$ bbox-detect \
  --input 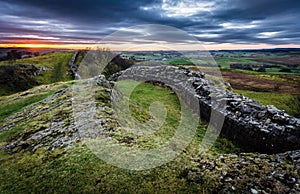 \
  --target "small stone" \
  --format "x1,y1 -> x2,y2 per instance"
228,154 -> 238,158
221,171 -> 227,176
260,128 -> 270,134
251,188 -> 258,194
257,111 -> 266,118
240,105 -> 253,114
235,111 -> 241,117
241,161 -> 249,166
224,177 -> 233,182
249,120 -> 260,126
267,105 -> 279,115
265,118 -> 271,125
273,114 -> 280,120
